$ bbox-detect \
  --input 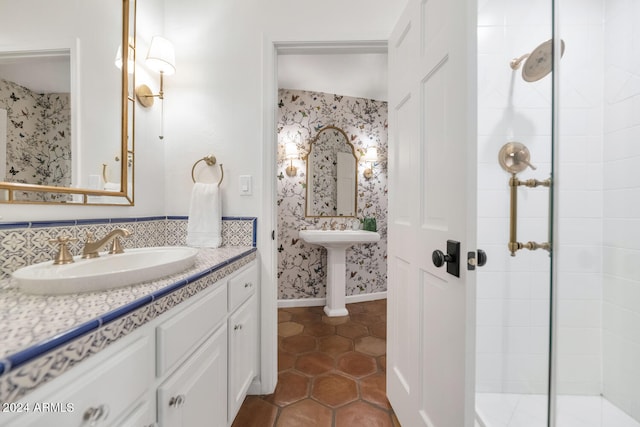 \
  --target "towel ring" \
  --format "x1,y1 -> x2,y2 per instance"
191,155 -> 224,187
